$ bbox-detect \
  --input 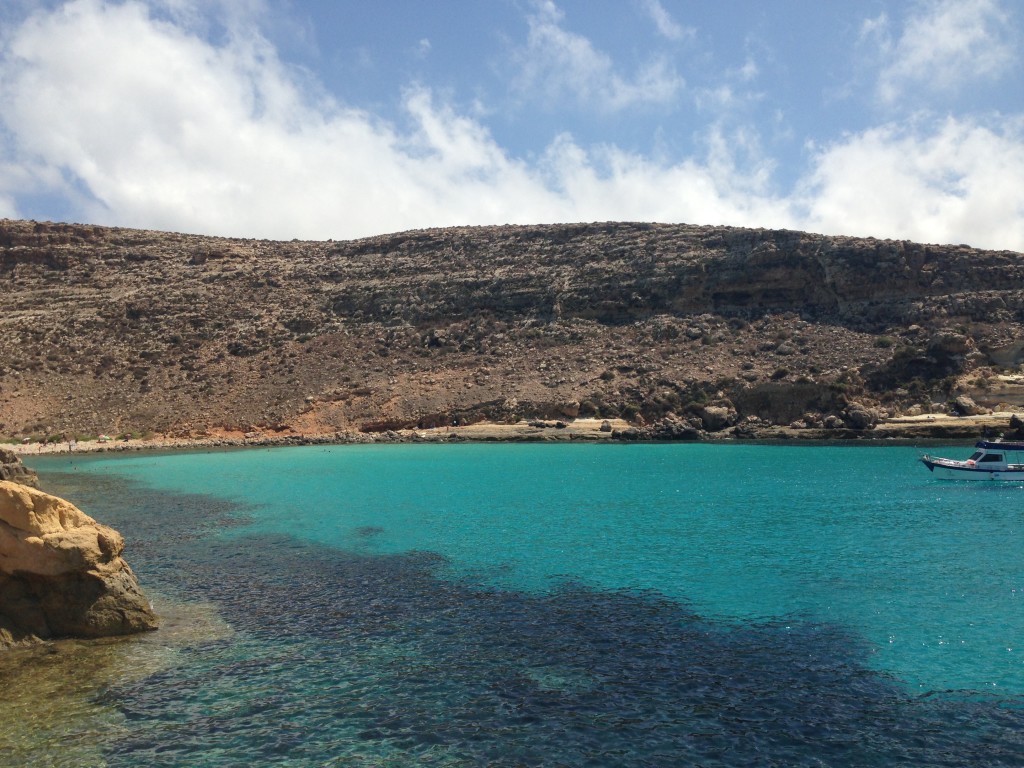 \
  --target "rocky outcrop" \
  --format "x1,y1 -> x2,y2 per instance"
0,481 -> 158,646
843,402 -> 880,430
952,395 -> 989,416
0,449 -> 37,488
696,404 -> 738,432
613,416 -> 704,441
